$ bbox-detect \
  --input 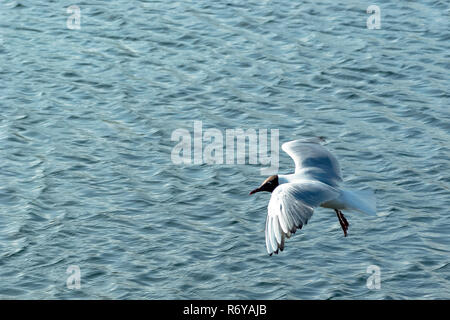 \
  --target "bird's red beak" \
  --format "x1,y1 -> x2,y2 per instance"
249,187 -> 261,195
